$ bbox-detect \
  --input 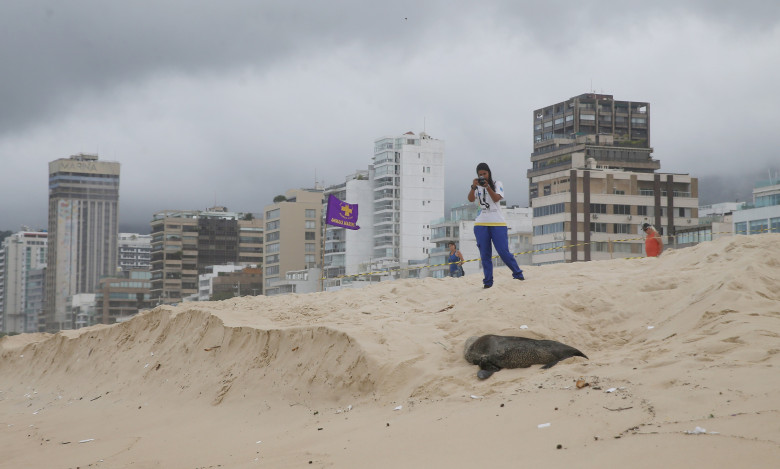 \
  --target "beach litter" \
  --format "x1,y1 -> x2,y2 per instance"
335,405 -> 353,414
685,426 -> 718,435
